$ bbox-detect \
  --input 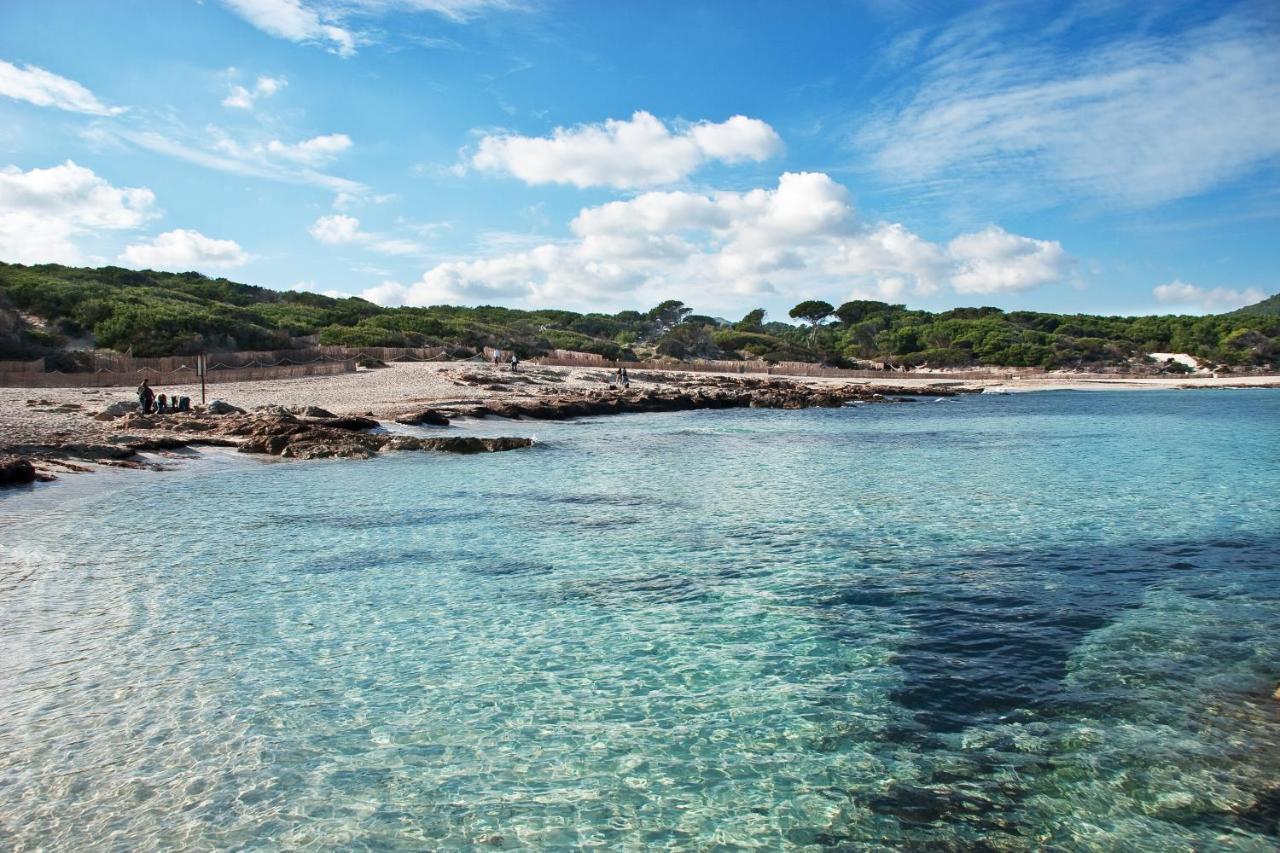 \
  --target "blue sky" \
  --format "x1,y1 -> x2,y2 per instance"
1,0 -> 1277,319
